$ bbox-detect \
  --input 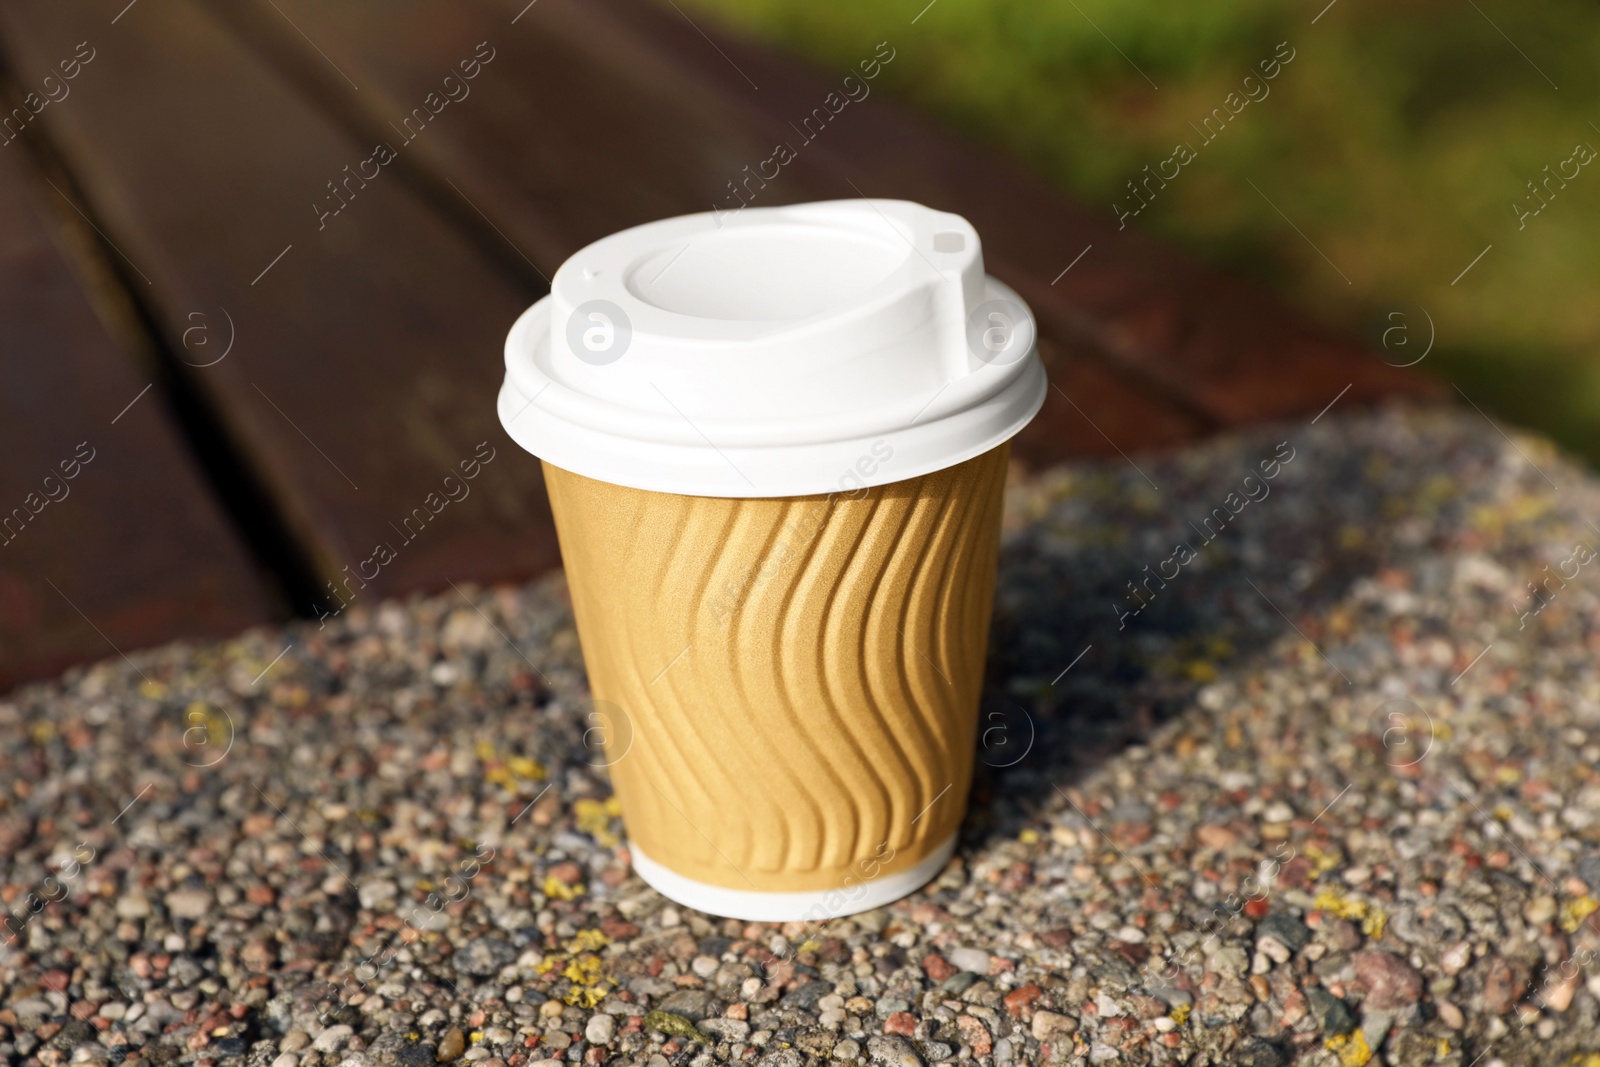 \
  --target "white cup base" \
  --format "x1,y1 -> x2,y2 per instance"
629,834 -> 958,923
